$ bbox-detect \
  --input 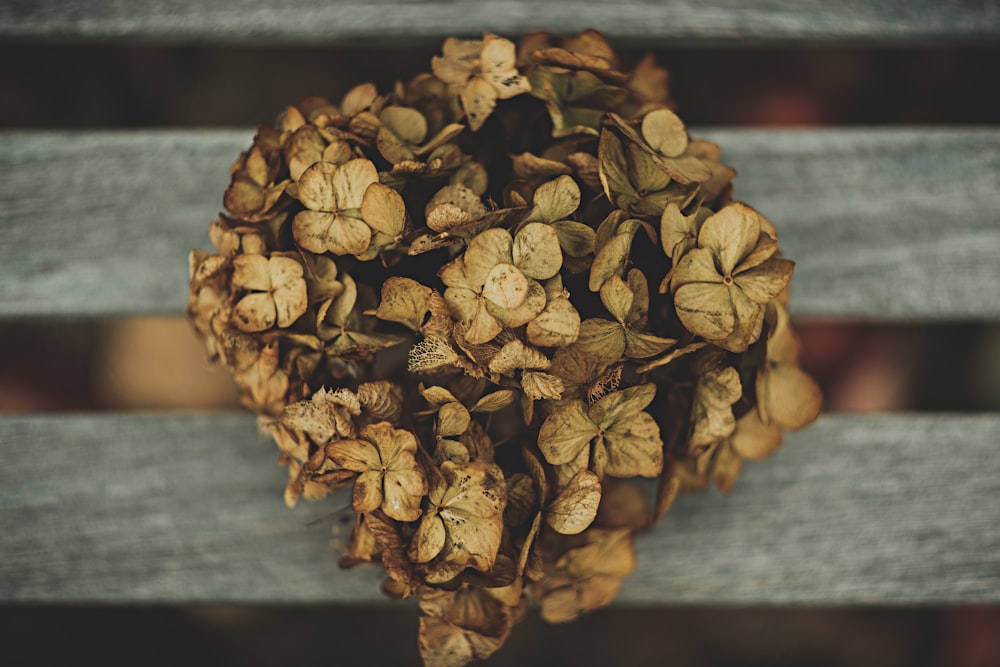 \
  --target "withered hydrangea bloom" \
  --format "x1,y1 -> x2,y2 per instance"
187,29 -> 820,667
